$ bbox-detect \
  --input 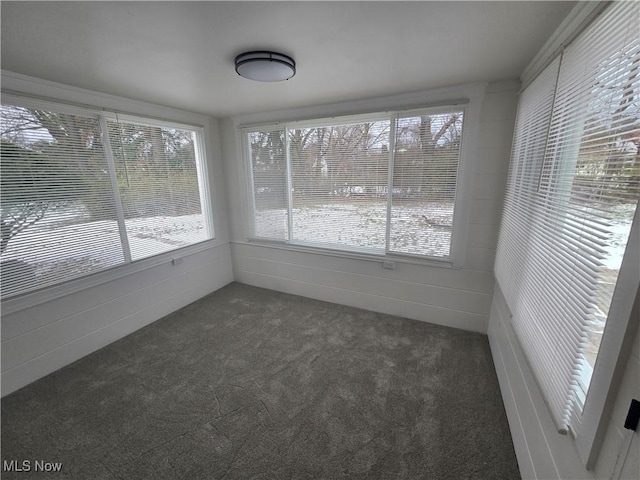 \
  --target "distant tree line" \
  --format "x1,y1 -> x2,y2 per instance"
249,113 -> 464,209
